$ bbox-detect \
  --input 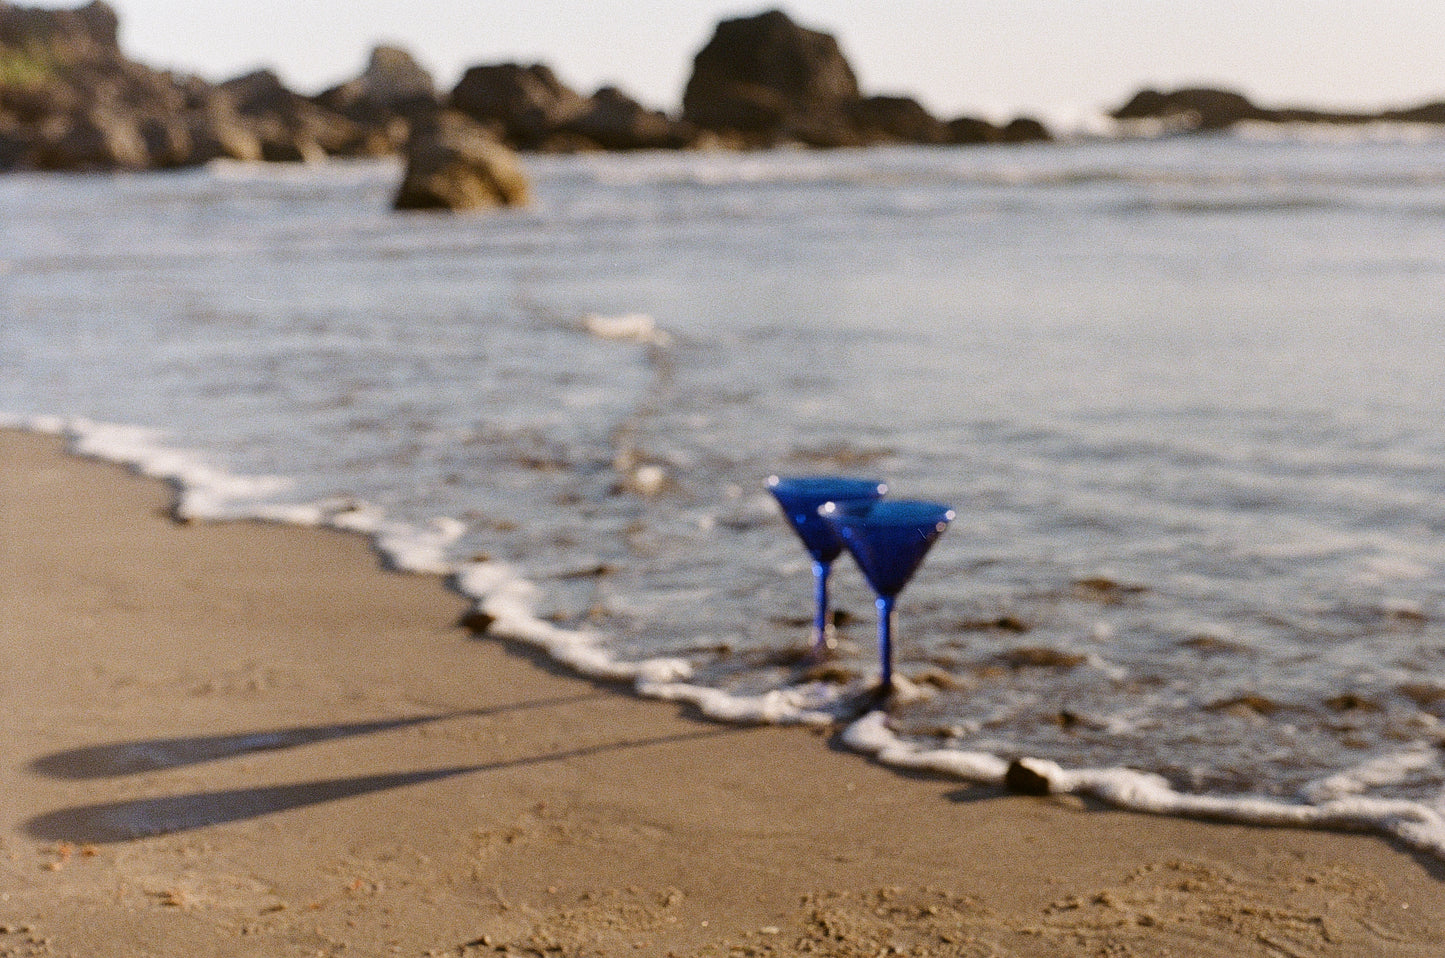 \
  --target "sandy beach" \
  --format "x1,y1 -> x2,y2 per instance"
2,427 -> 1442,957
